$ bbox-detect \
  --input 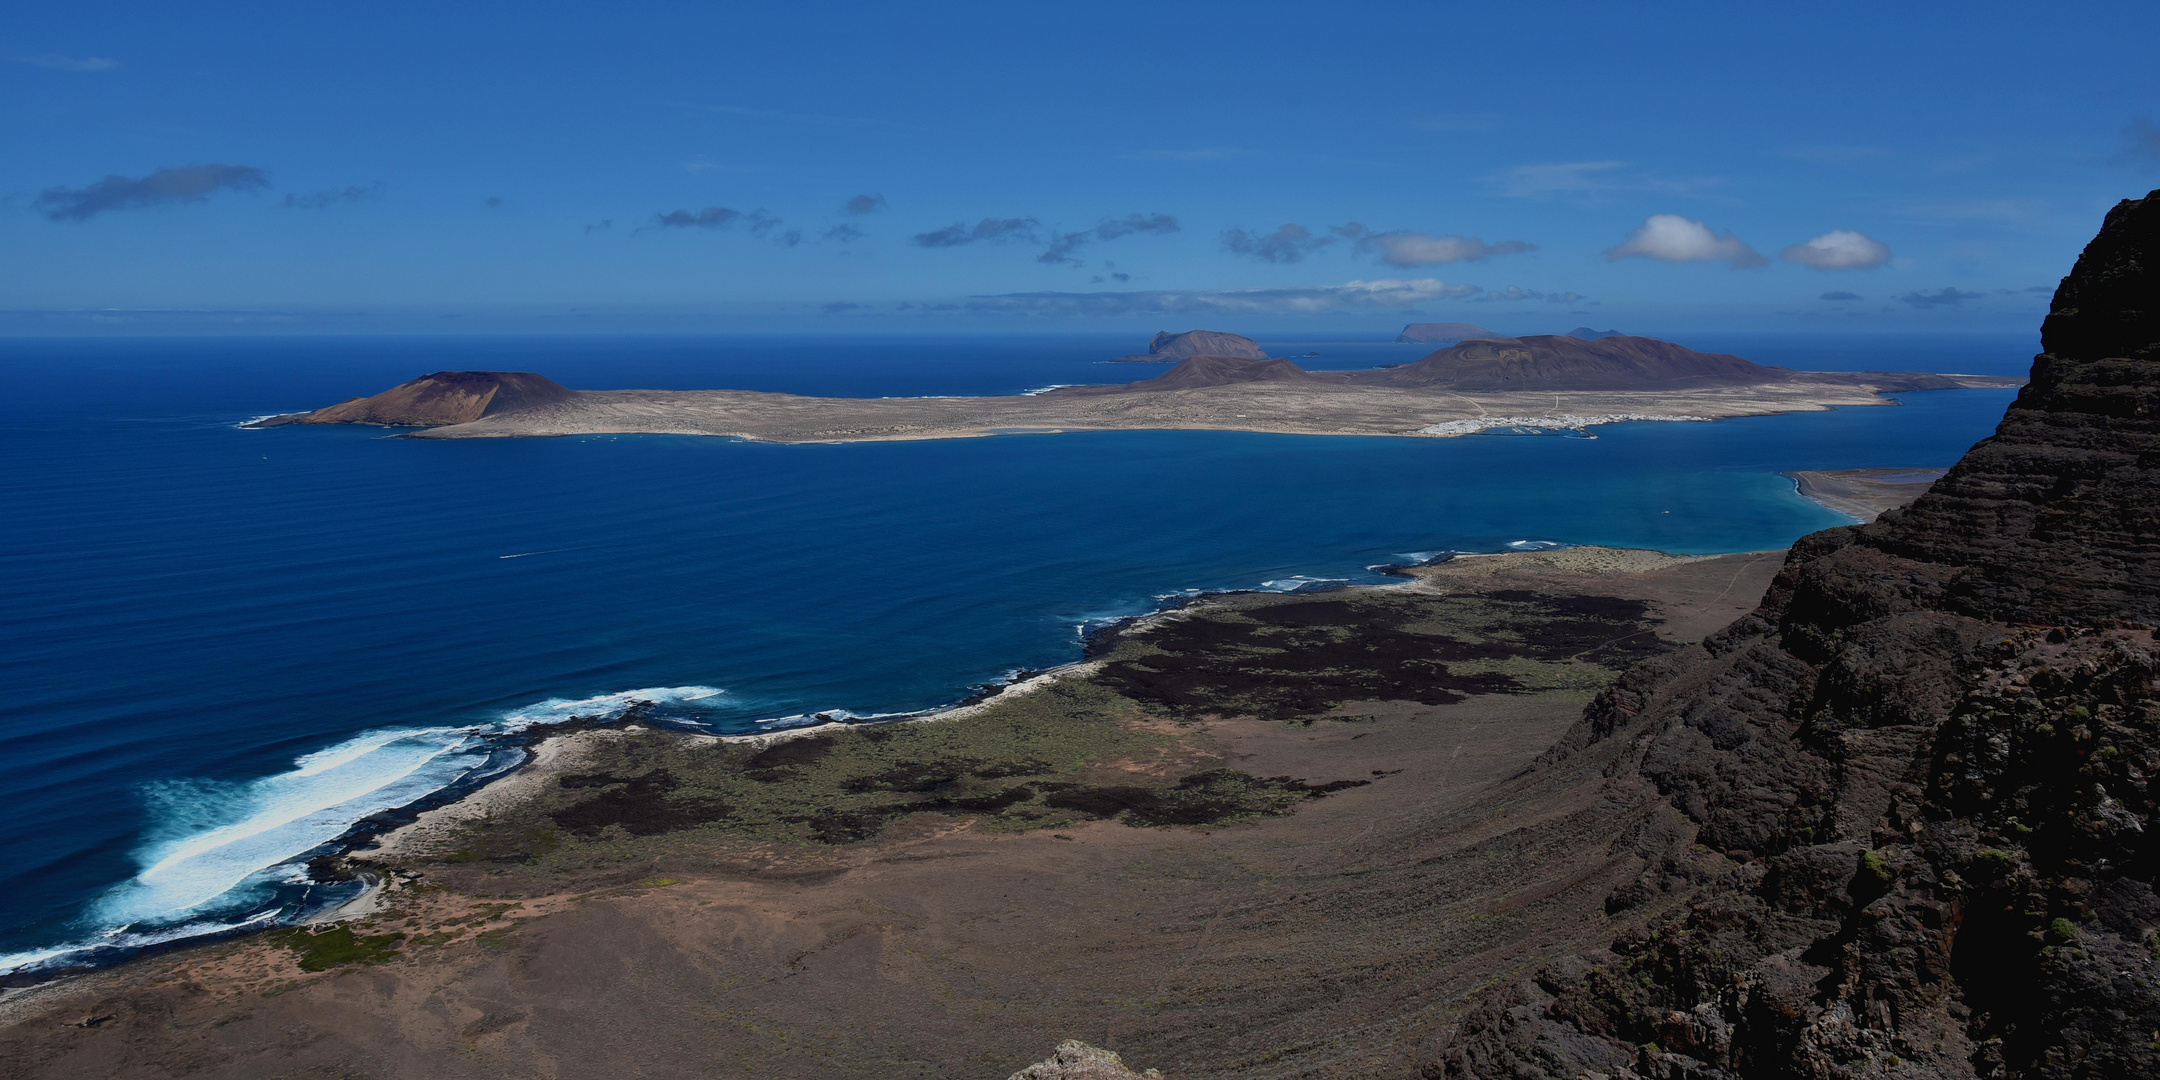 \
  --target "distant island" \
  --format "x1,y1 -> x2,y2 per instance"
1109,328 -> 1268,362
249,331 -> 2020,443
1395,321 -> 1495,344
1566,326 -> 1624,339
